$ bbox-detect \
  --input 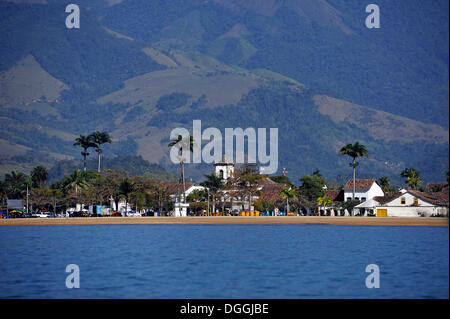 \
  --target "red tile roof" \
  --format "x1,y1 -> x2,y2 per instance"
407,190 -> 449,207
374,190 -> 449,207
344,179 -> 376,191
425,183 -> 449,193
373,193 -> 402,205
325,190 -> 344,202
166,182 -> 194,195
260,186 -> 284,203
